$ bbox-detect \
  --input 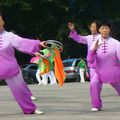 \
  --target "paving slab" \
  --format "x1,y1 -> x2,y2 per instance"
0,82 -> 120,120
